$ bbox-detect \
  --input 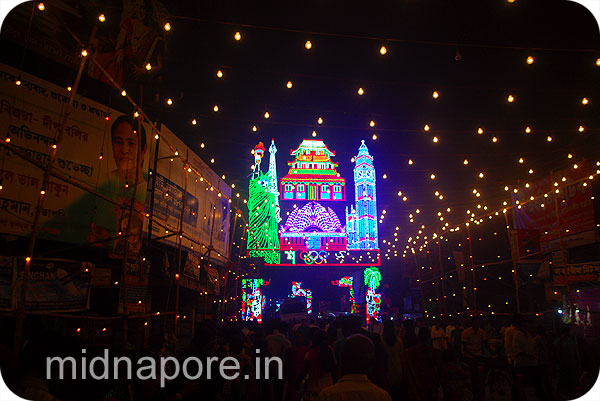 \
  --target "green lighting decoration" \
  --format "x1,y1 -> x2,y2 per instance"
364,266 -> 381,290
248,142 -> 280,264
